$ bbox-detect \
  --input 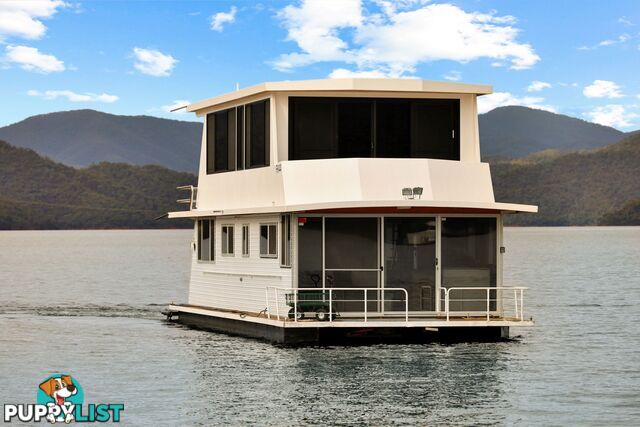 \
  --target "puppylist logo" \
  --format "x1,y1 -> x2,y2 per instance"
3,374 -> 124,423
